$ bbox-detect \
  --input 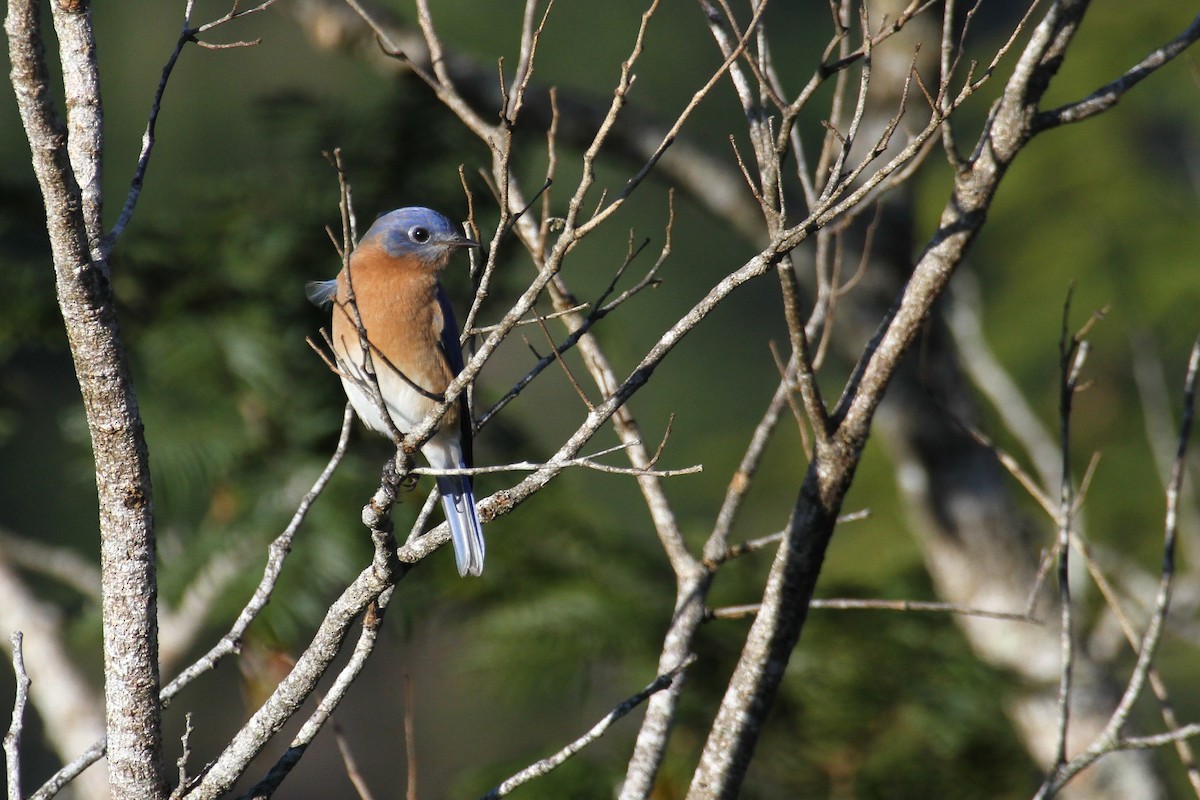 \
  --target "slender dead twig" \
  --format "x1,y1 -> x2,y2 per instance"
105,0 -> 283,254
161,406 -> 355,704
710,510 -> 870,565
529,312 -> 595,411
1040,337 -> 1200,795
410,447 -> 702,479
708,597 -> 1035,624
479,657 -> 696,799
333,724 -> 378,800
236,586 -> 395,800
1046,290 -> 1092,780
168,714 -> 195,800
404,676 -> 417,800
